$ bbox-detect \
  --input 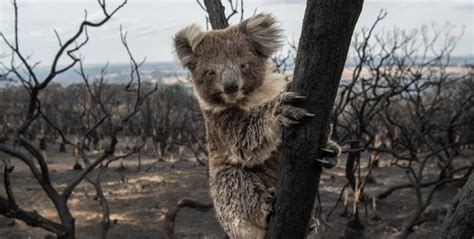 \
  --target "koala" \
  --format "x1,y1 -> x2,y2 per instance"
173,14 -> 341,238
